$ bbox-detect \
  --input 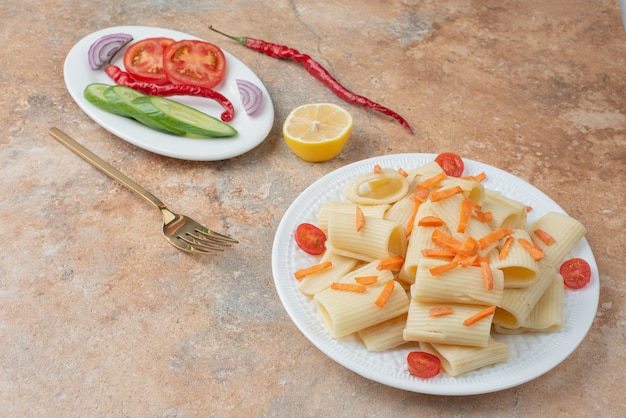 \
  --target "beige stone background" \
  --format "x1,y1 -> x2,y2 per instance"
1,0 -> 624,416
